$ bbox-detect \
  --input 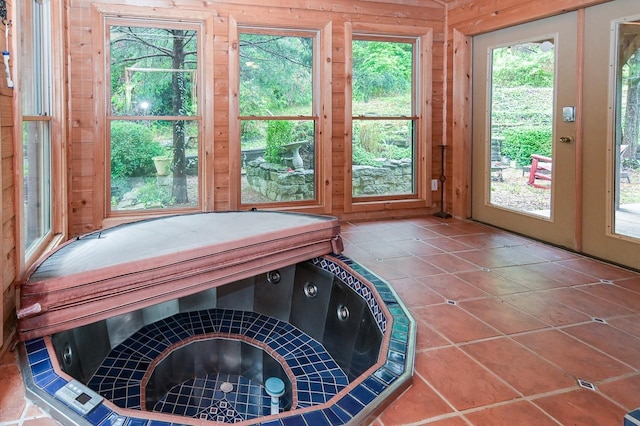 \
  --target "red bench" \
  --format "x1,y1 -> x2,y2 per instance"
528,154 -> 552,189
